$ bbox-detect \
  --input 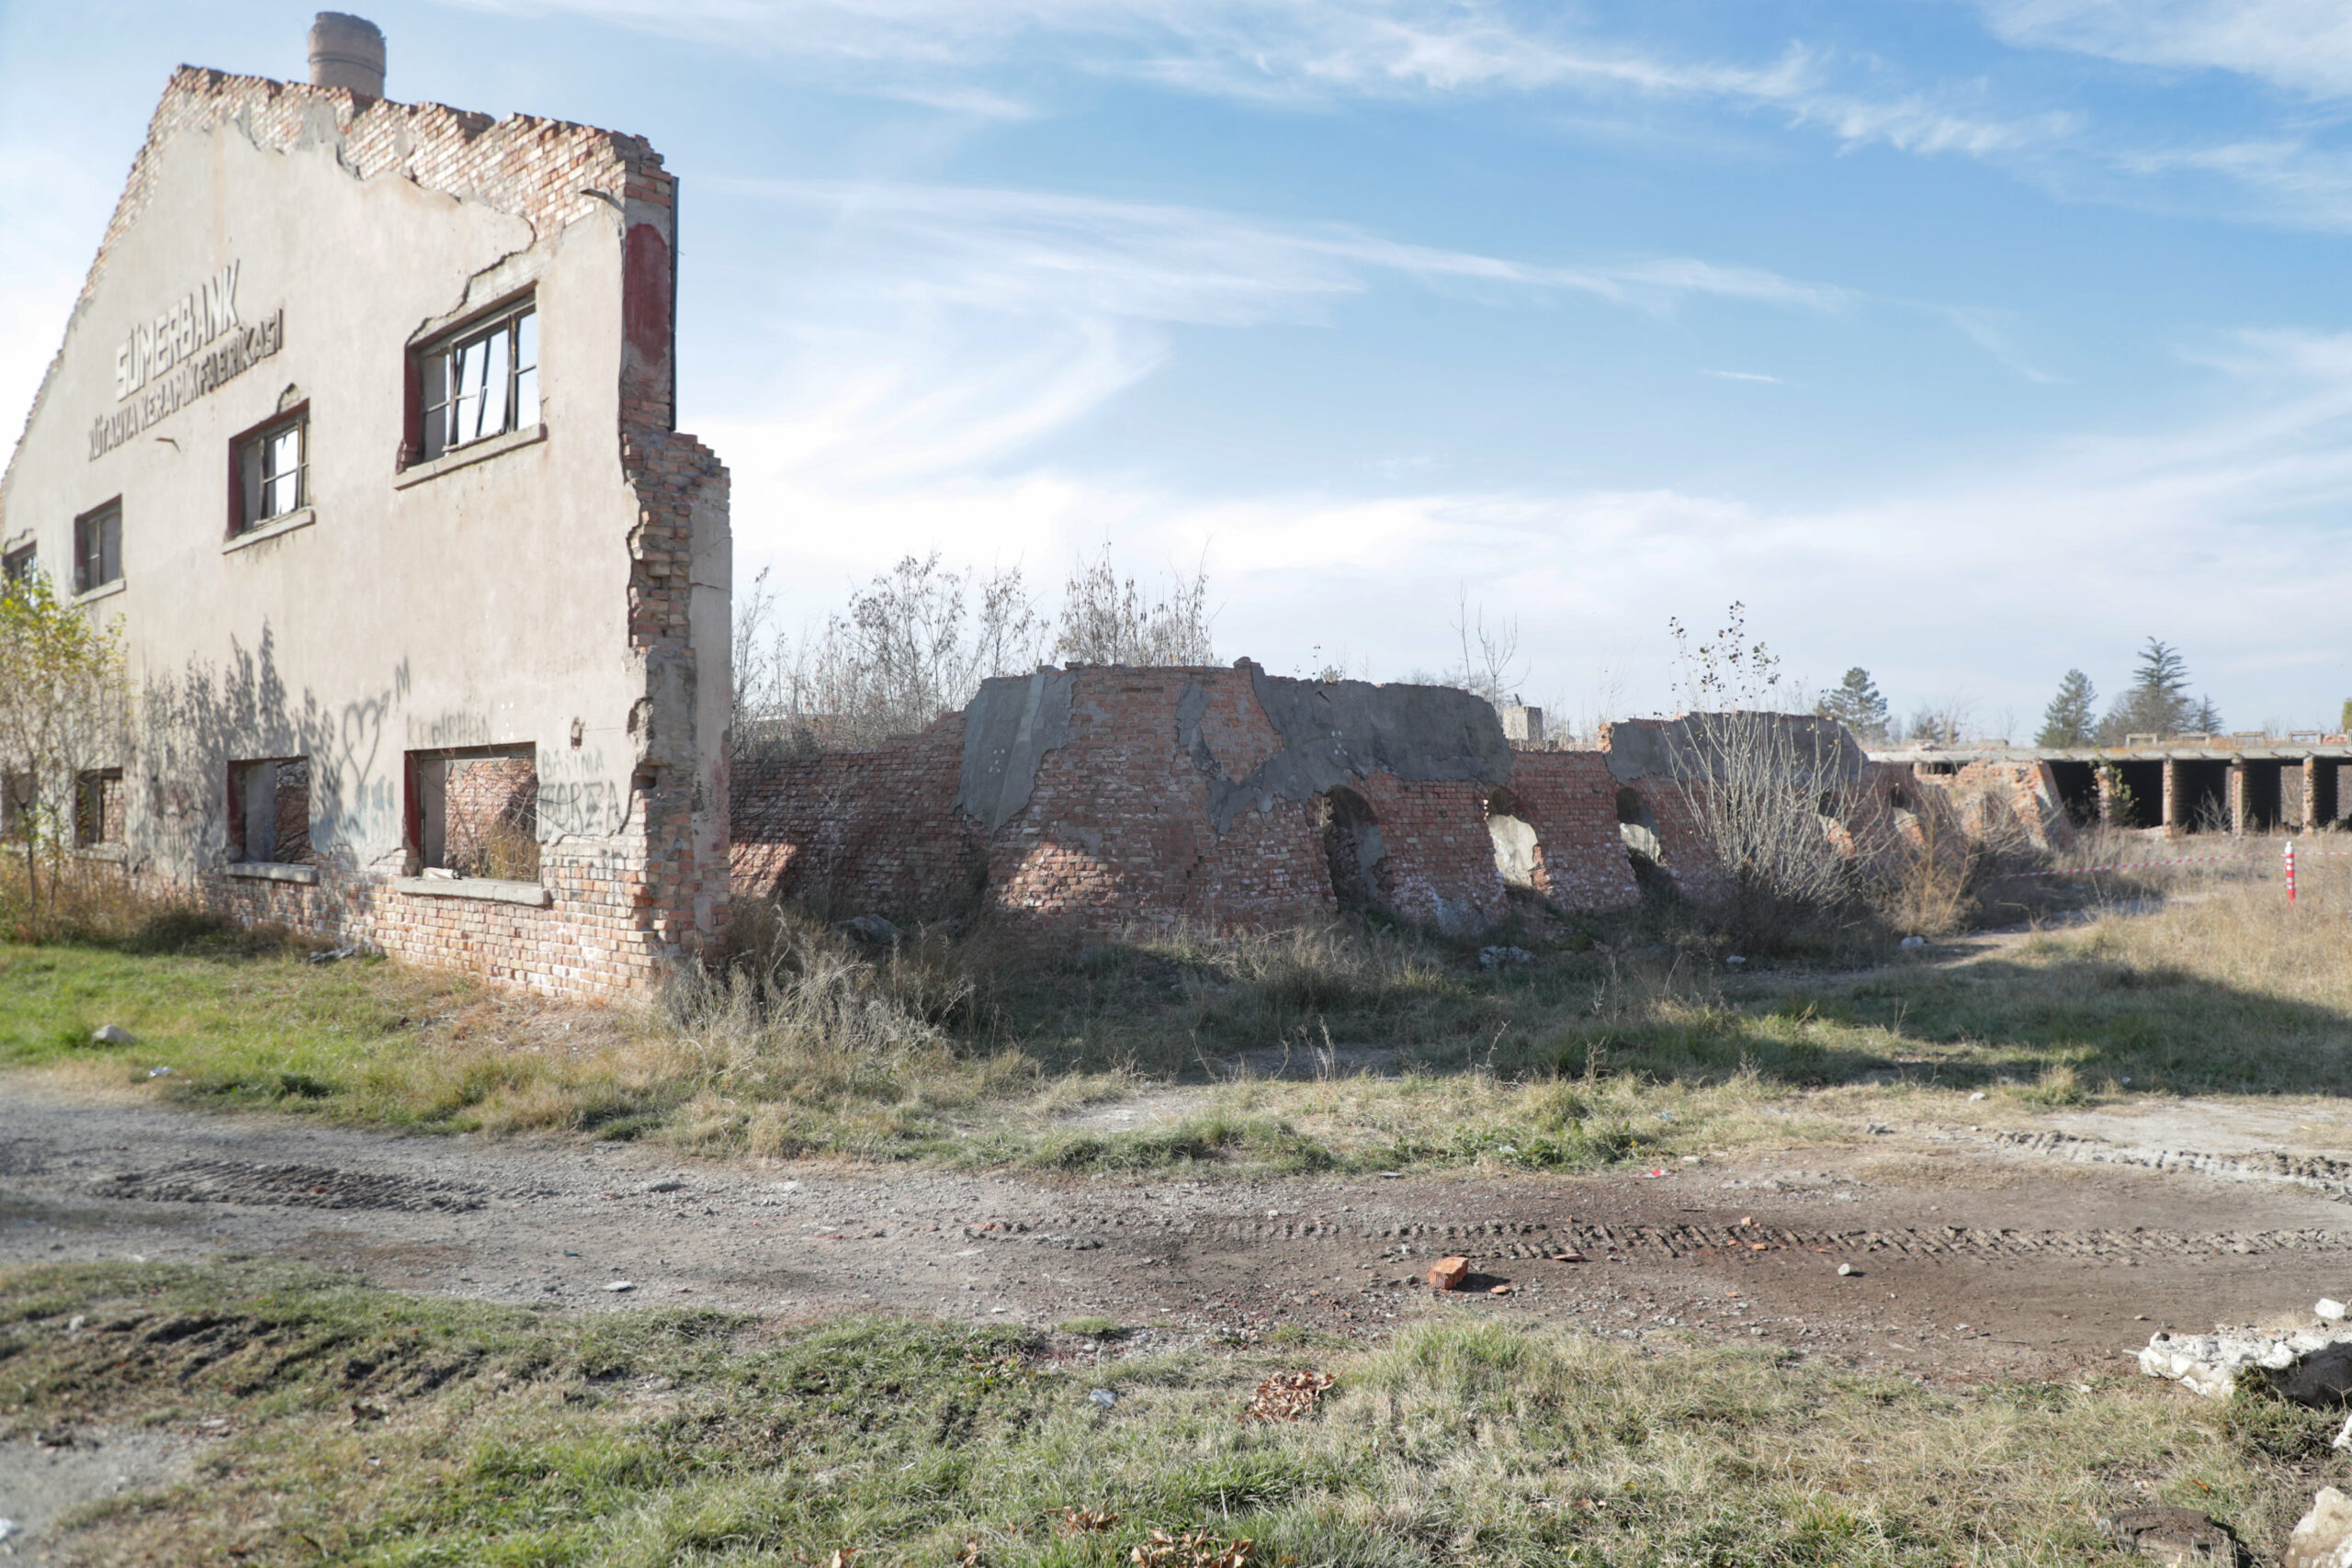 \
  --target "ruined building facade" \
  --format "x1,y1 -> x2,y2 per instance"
729,666 -> 2010,936
0,20 -> 731,996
